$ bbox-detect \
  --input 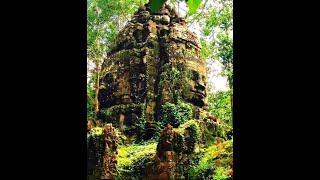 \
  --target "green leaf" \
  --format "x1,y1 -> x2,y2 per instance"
149,0 -> 167,13
187,0 -> 202,15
